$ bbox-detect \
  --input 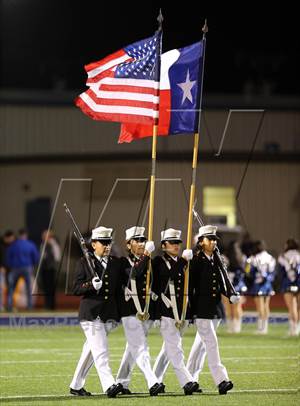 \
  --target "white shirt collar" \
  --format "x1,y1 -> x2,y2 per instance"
95,254 -> 108,267
204,253 -> 214,261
